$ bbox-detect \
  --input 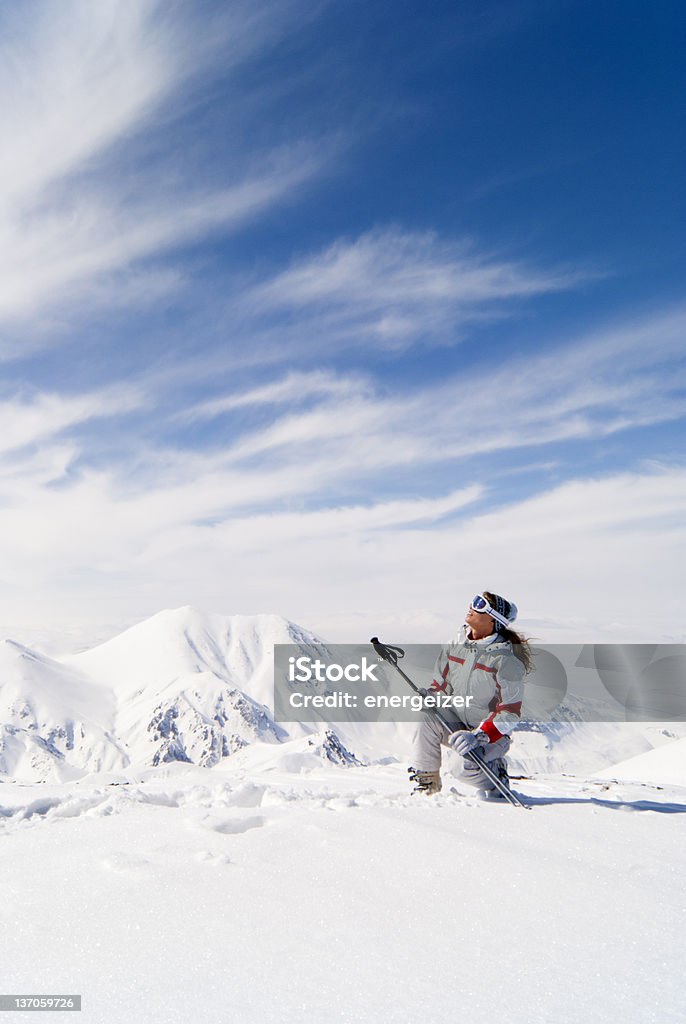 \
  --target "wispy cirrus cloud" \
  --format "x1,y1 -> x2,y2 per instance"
0,303 -> 684,639
0,383 -> 146,456
0,151 -> 323,332
0,1 -> 174,210
156,304 -> 685,480
180,370 -> 371,422
240,227 -> 588,352
0,0 -> 329,350
0,301 -> 677,557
